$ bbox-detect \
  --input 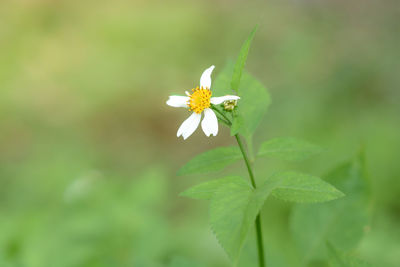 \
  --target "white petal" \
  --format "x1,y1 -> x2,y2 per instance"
210,95 -> 240,105
166,96 -> 190,108
177,112 -> 201,140
199,65 -> 215,89
201,108 -> 218,137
